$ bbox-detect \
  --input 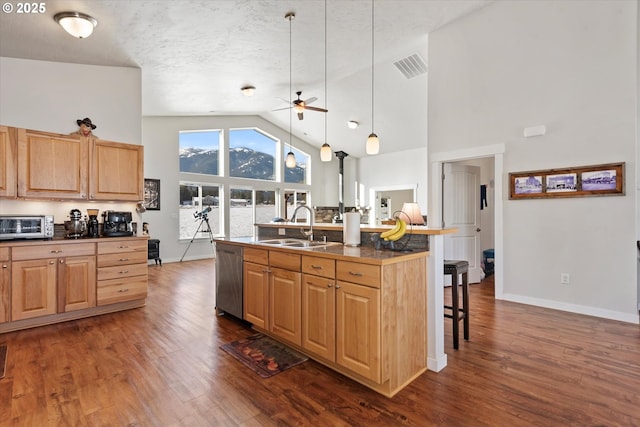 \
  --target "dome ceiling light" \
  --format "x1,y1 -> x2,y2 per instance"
54,12 -> 98,39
